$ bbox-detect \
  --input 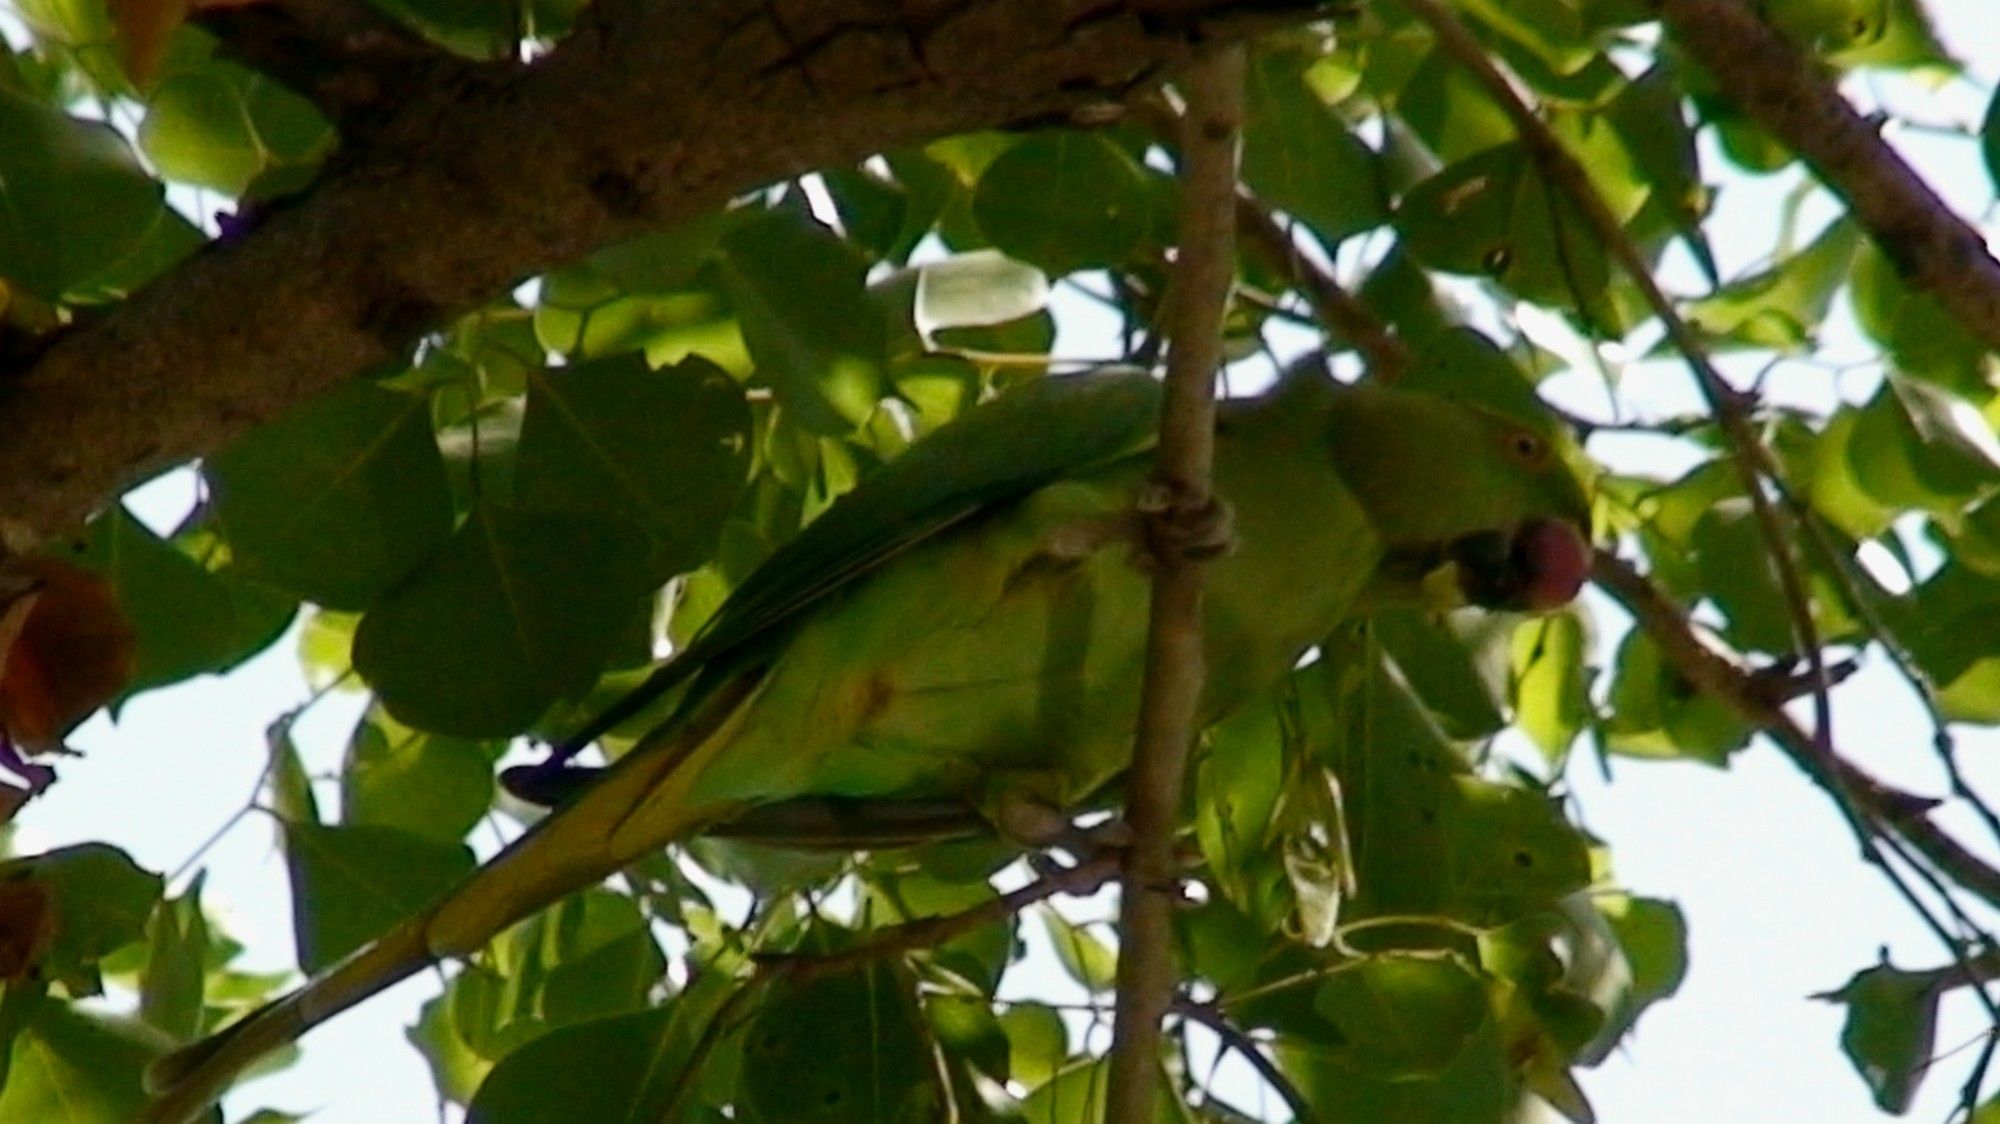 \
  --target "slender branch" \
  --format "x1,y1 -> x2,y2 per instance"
1422,0 -> 2000,1014
1591,550 -> 2000,910
1127,90 -> 1408,379
1173,998 -> 1318,1124
758,851 -> 1121,988
1785,507 -> 2000,855
1654,0 -> 2000,354
1404,0 -> 1836,754
1106,44 -> 1243,1123
1232,196 -> 1411,380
